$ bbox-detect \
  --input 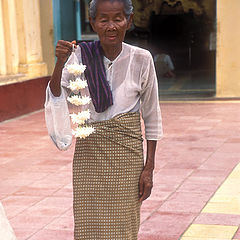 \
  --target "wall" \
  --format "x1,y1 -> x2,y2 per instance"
216,0 -> 240,97
39,0 -> 55,75
0,77 -> 50,122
